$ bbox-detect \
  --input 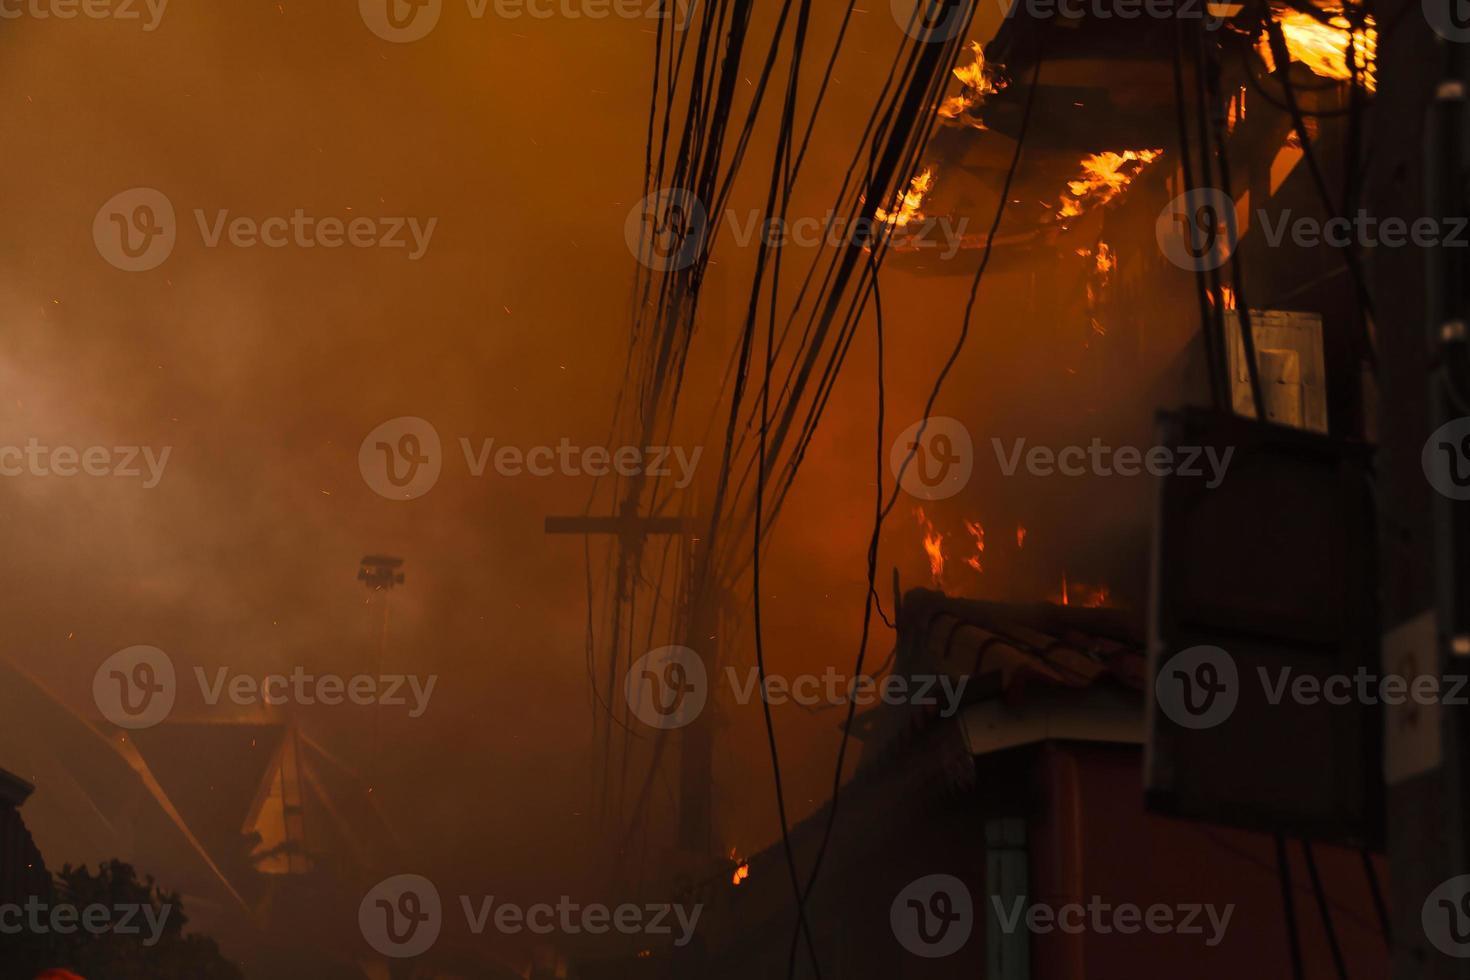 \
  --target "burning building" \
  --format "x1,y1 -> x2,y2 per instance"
642,2 -> 1395,977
